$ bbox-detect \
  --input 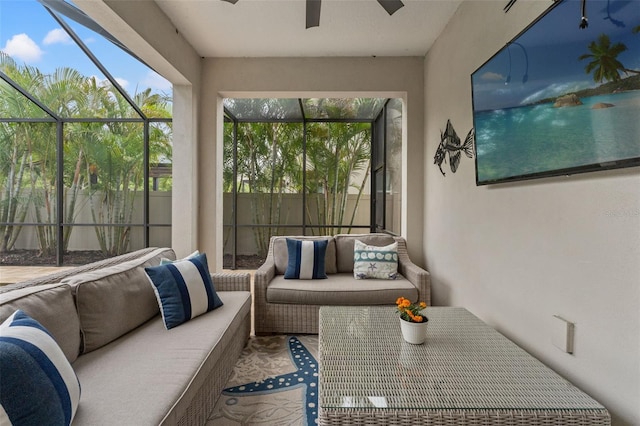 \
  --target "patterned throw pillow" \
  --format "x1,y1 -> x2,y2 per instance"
0,310 -> 81,426
284,238 -> 328,280
353,239 -> 399,280
145,253 -> 223,329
